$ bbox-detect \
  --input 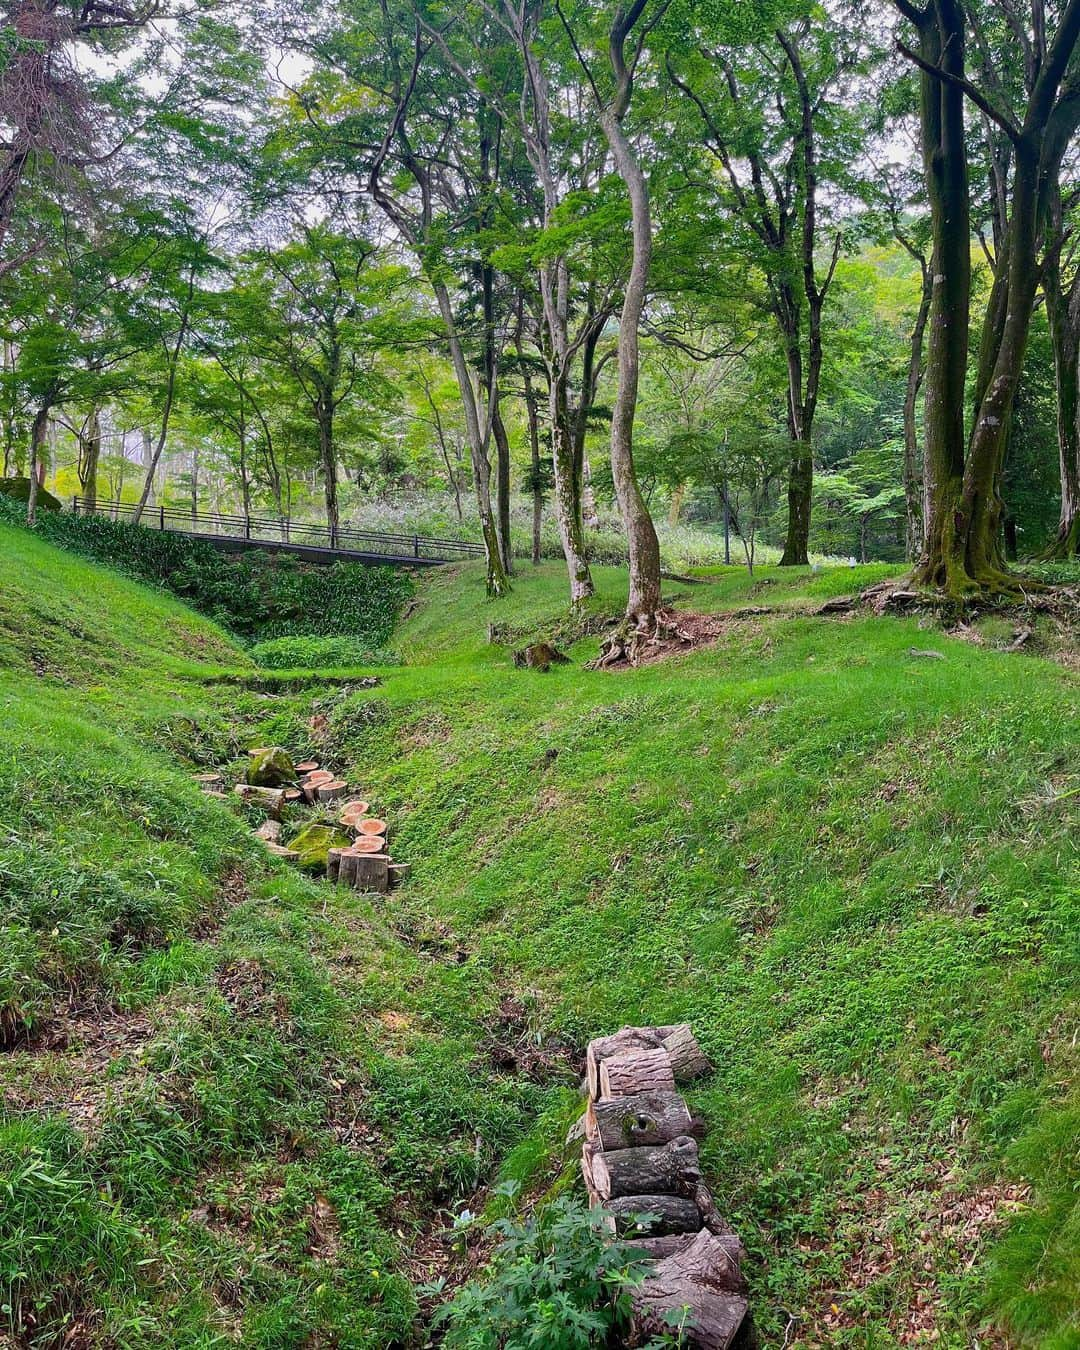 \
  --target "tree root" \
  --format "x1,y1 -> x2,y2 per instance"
587,608 -> 697,670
